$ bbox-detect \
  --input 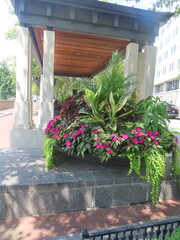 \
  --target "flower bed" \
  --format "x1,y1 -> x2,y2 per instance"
43,52 -> 180,205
